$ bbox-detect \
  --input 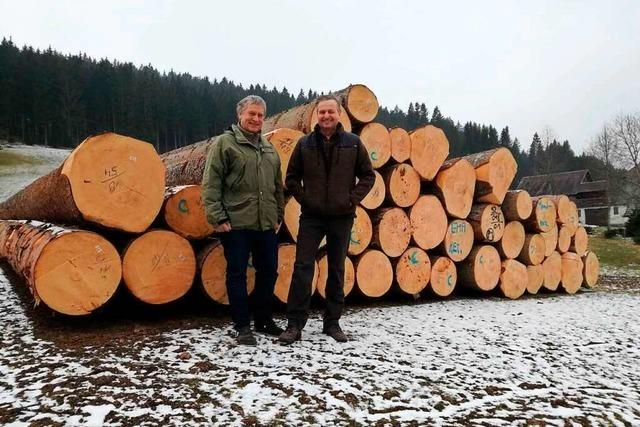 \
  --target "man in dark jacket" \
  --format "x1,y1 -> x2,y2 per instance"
279,95 -> 375,344
202,95 -> 285,346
